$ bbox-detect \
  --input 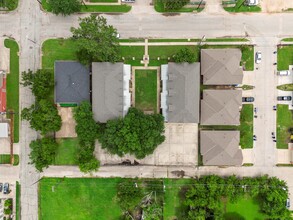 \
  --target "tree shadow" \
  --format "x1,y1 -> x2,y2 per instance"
224,212 -> 245,220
